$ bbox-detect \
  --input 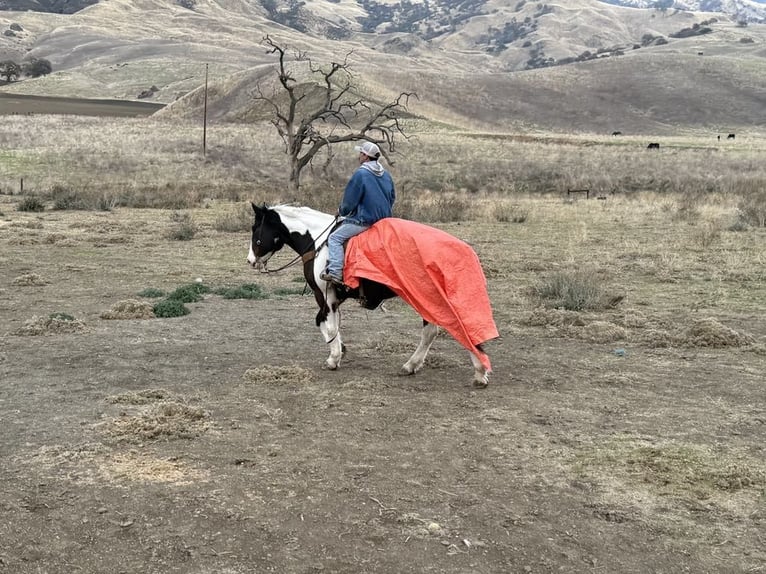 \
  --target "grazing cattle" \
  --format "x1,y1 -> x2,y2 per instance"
718,135 -> 721,141
611,131 -> 622,136
647,142 -> 660,149
727,133 -> 735,140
